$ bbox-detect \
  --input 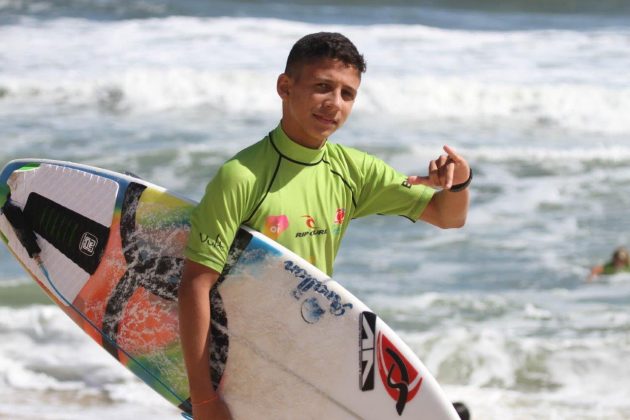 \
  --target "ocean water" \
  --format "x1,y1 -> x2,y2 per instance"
2,1 -> 630,419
